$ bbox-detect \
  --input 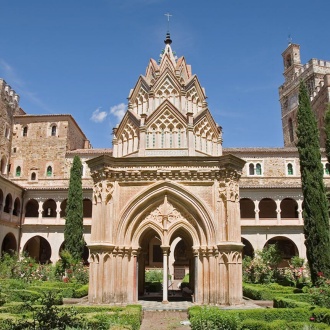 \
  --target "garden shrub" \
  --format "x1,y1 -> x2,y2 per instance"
145,269 -> 162,282
273,296 -> 311,308
241,319 -> 329,329
8,289 -> 41,303
73,284 -> 89,298
189,307 -> 240,330
243,283 -> 299,300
